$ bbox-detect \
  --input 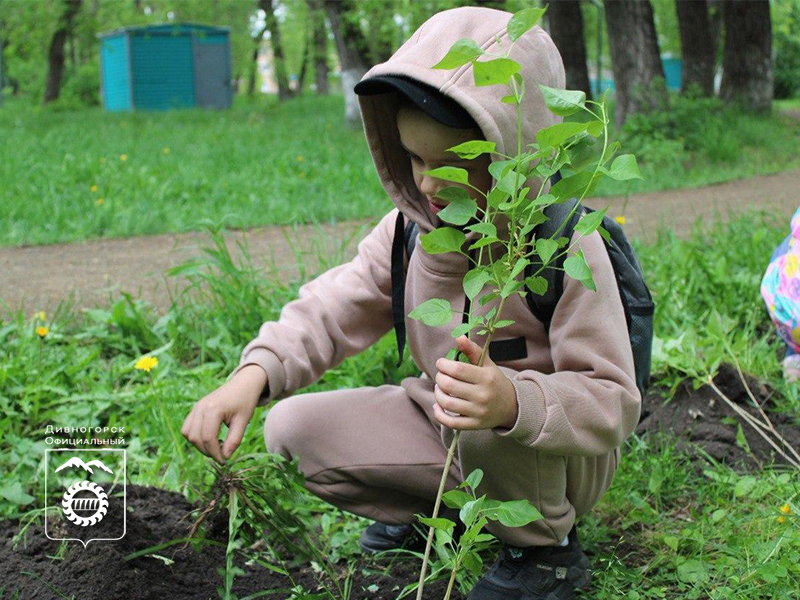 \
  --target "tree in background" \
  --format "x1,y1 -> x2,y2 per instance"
773,0 -> 800,99
545,0 -> 591,101
719,0 -> 772,112
43,0 -> 81,103
261,0 -> 292,100
325,0 -> 370,127
307,0 -> 329,95
604,0 -> 668,125
675,0 -> 715,97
